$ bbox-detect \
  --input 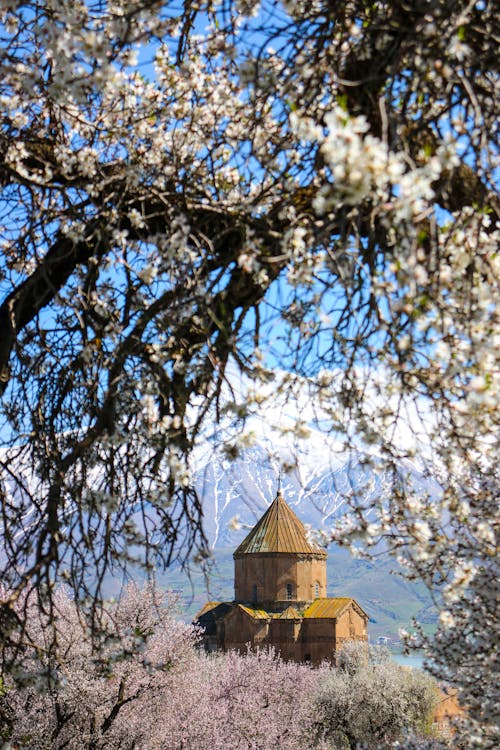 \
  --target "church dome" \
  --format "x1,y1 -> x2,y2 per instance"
234,489 -> 326,557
